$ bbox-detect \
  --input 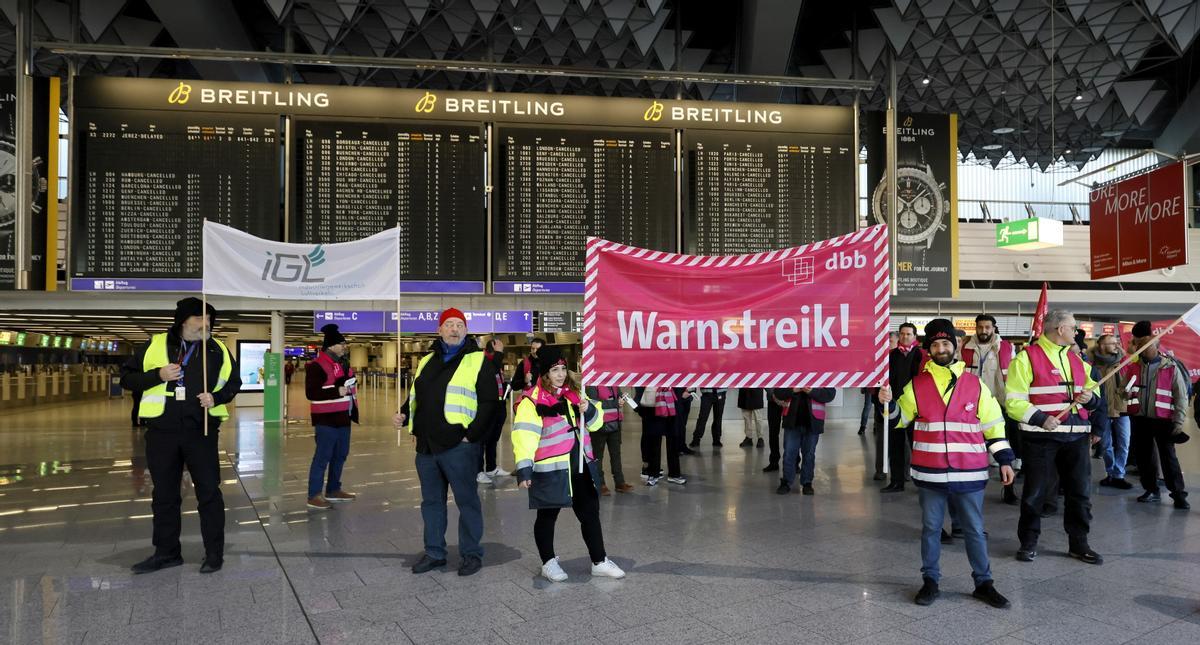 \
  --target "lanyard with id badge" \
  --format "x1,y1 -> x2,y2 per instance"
175,341 -> 199,402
